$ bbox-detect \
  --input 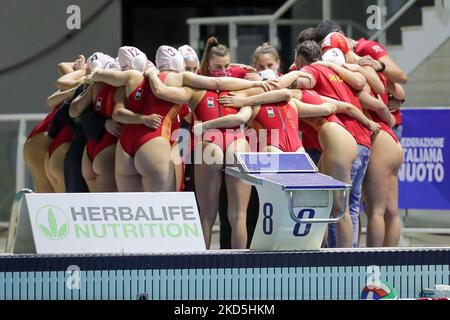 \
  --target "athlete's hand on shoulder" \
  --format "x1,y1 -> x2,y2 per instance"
244,72 -> 262,81
218,93 -> 245,108
105,119 -> 123,137
267,79 -> 282,91
253,80 -> 274,92
367,120 -> 381,134
83,74 -> 93,85
85,67 -> 101,83
192,122 -> 207,137
144,68 -> 159,78
357,56 -> 382,71
141,114 -> 163,129
74,55 -> 87,71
